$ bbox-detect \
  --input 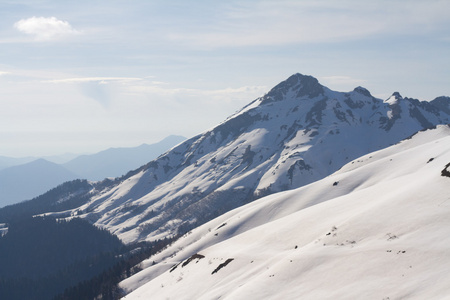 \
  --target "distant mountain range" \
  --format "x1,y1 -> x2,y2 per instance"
0,153 -> 79,171
62,135 -> 186,181
19,73 -> 449,244
0,159 -> 79,207
0,135 -> 186,208
0,156 -> 41,171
